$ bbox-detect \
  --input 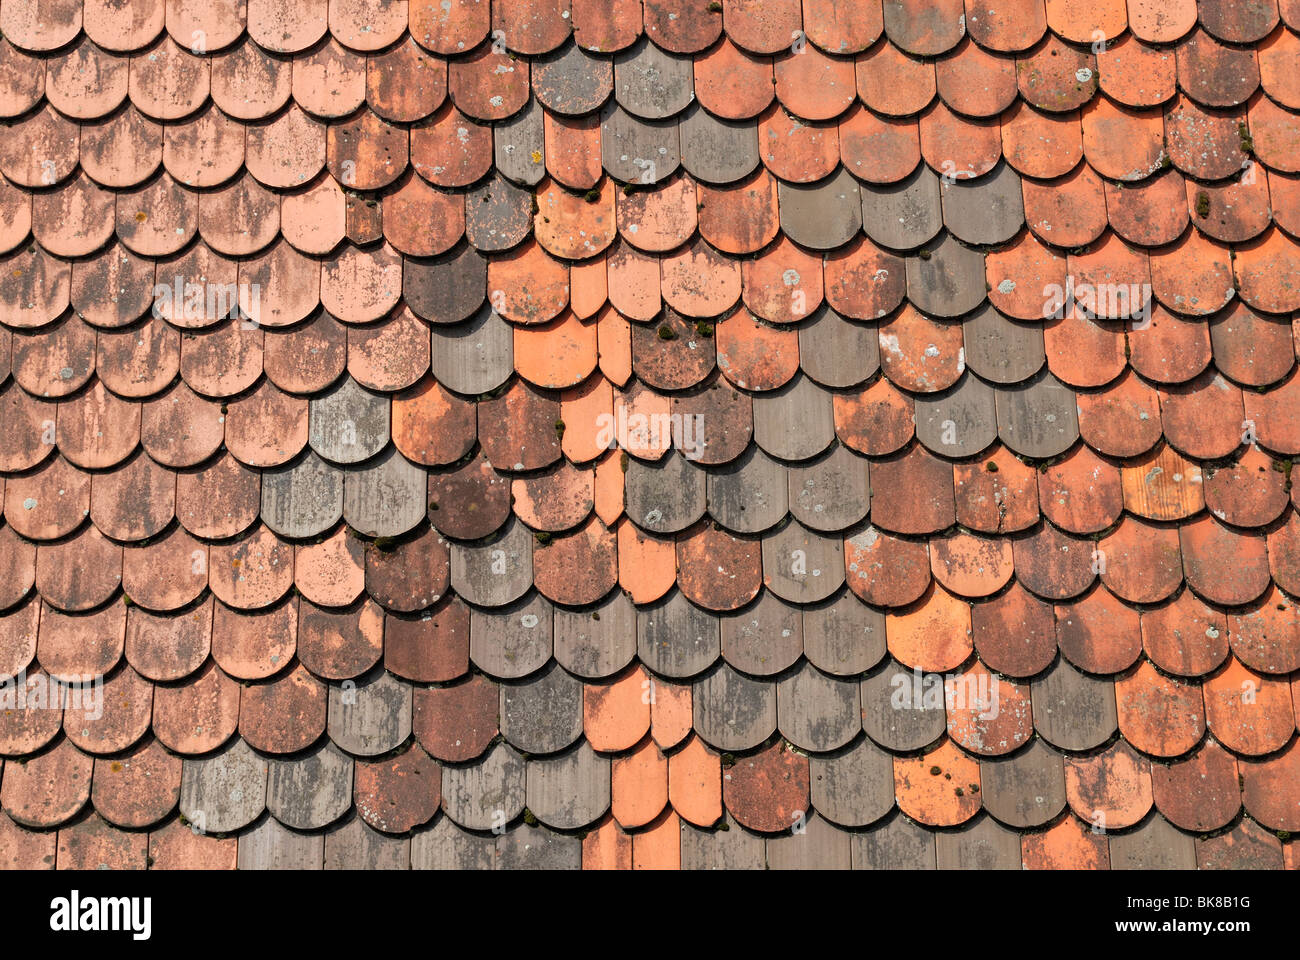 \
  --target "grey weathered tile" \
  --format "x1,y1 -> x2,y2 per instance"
692,661 -> 777,751
766,812 -> 852,869
776,660 -> 861,752
495,823 -> 582,868
237,814 -> 324,869
860,656 -> 947,751
179,737 -> 268,834
1031,656 -> 1117,751
706,444 -> 788,534
797,305 -> 880,389
905,230 -> 986,317
778,168 -> 863,250
679,102 -> 760,184
494,95 -> 546,187
809,736 -> 894,827
261,450 -> 344,539
411,814 -> 496,869
265,739 -> 353,830
466,173 -> 534,252
913,370 -> 998,457
553,589 -> 637,679
470,591 -> 554,679
1109,815 -> 1197,869
327,668 -> 412,757
441,741 -> 526,831
802,590 -> 888,676
404,243 -> 487,326
613,37 -> 693,119
720,590 -> 803,676
499,659 -> 584,754
752,372 -> 836,461
940,160 -> 1025,246
861,164 -> 943,251
343,446 -> 427,538
934,814 -> 1022,869
681,813 -> 766,869
787,443 -> 870,532
324,812 -> 411,869
851,811 -> 936,868
450,514 -> 533,607
961,302 -> 1045,384
979,738 -> 1066,828
601,103 -> 680,184
429,304 -> 513,395
532,41 -> 613,115
309,375 -> 390,465
637,589 -> 721,679
995,368 -> 1079,458
623,450 -> 706,534
761,519 -> 845,604
524,741 -> 610,829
